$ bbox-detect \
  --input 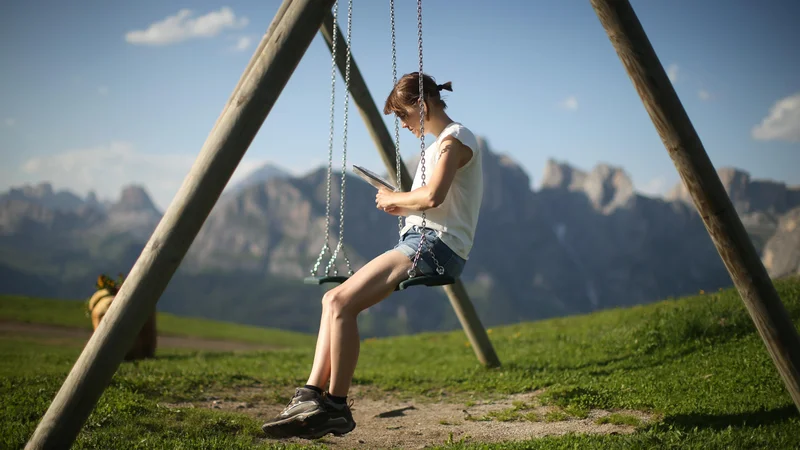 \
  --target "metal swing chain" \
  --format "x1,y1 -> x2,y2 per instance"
326,0 -> 355,277
408,0 -> 445,278
310,0 -> 339,277
390,0 -> 403,234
